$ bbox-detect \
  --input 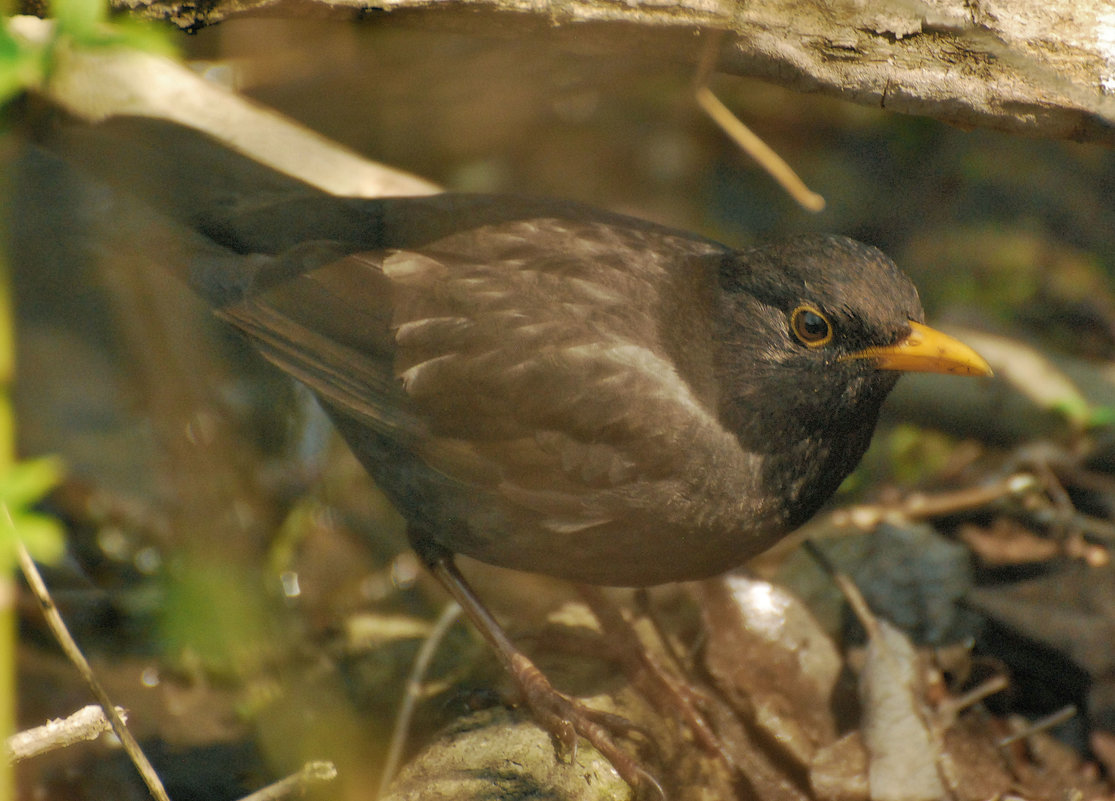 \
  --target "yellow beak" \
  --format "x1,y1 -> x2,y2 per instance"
845,320 -> 993,377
